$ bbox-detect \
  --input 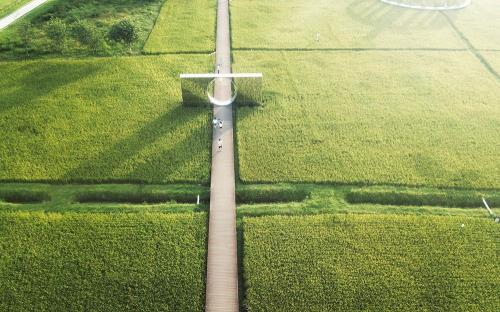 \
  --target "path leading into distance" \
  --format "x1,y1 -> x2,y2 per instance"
0,0 -> 48,30
205,0 -> 238,311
